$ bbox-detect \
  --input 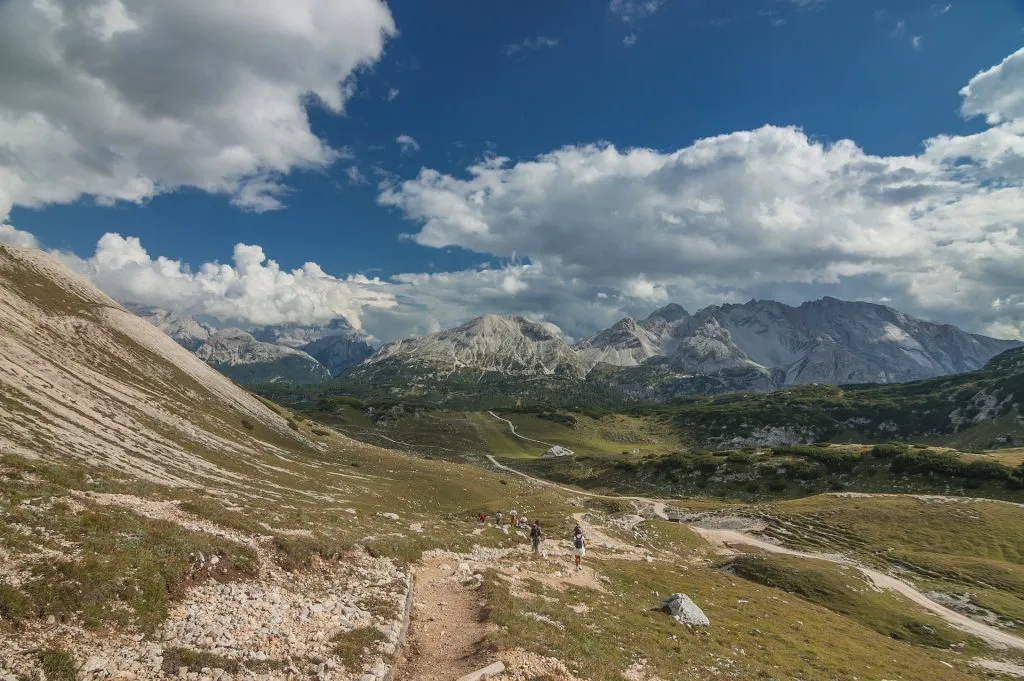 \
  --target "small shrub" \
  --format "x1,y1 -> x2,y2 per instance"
0,581 -> 30,623
331,627 -> 386,667
38,649 -> 76,681
162,648 -> 240,674
694,455 -> 720,476
240,419 -> 254,431
287,419 -> 300,431
870,443 -> 907,459
311,428 -> 330,437
727,451 -> 755,465
785,460 -> 822,480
